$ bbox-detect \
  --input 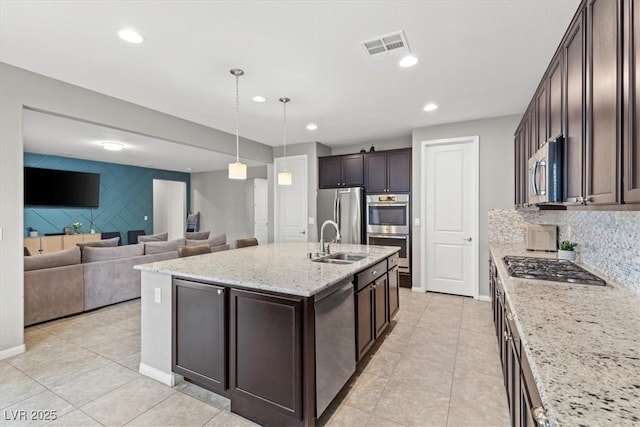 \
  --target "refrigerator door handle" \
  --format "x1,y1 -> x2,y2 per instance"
333,194 -> 339,223
337,197 -> 342,232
